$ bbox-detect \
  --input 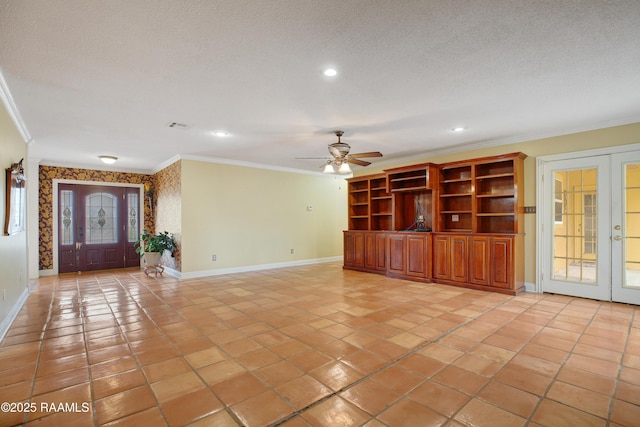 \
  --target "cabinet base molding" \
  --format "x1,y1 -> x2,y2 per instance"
343,266 -> 524,295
